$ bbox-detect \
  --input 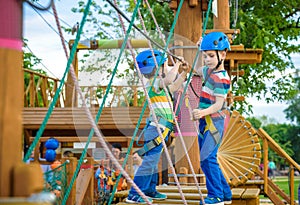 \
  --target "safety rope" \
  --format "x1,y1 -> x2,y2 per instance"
101,1 -> 154,204
55,1 -> 150,204
136,0 -> 200,203
143,0 -> 175,65
22,0 -> 92,163
108,1 -> 188,204
52,2 -> 96,202
175,0 -> 213,118
170,1 -> 213,204
143,0 -> 205,201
